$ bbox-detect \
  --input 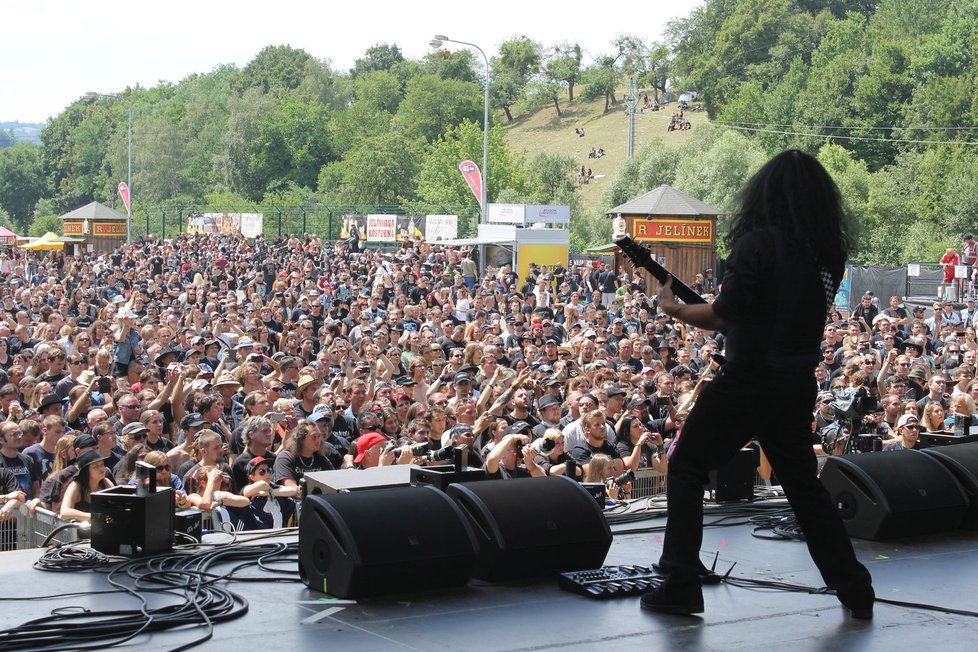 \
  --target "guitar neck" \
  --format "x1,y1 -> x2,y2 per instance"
614,236 -> 706,305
